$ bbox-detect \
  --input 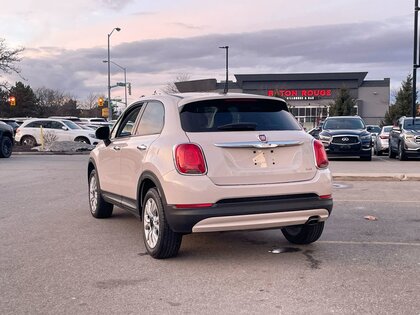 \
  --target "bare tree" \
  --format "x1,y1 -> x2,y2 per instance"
80,93 -> 103,110
162,73 -> 191,94
0,38 -> 24,89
